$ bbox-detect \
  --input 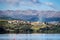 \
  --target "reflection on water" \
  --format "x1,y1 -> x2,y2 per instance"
0,34 -> 60,40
